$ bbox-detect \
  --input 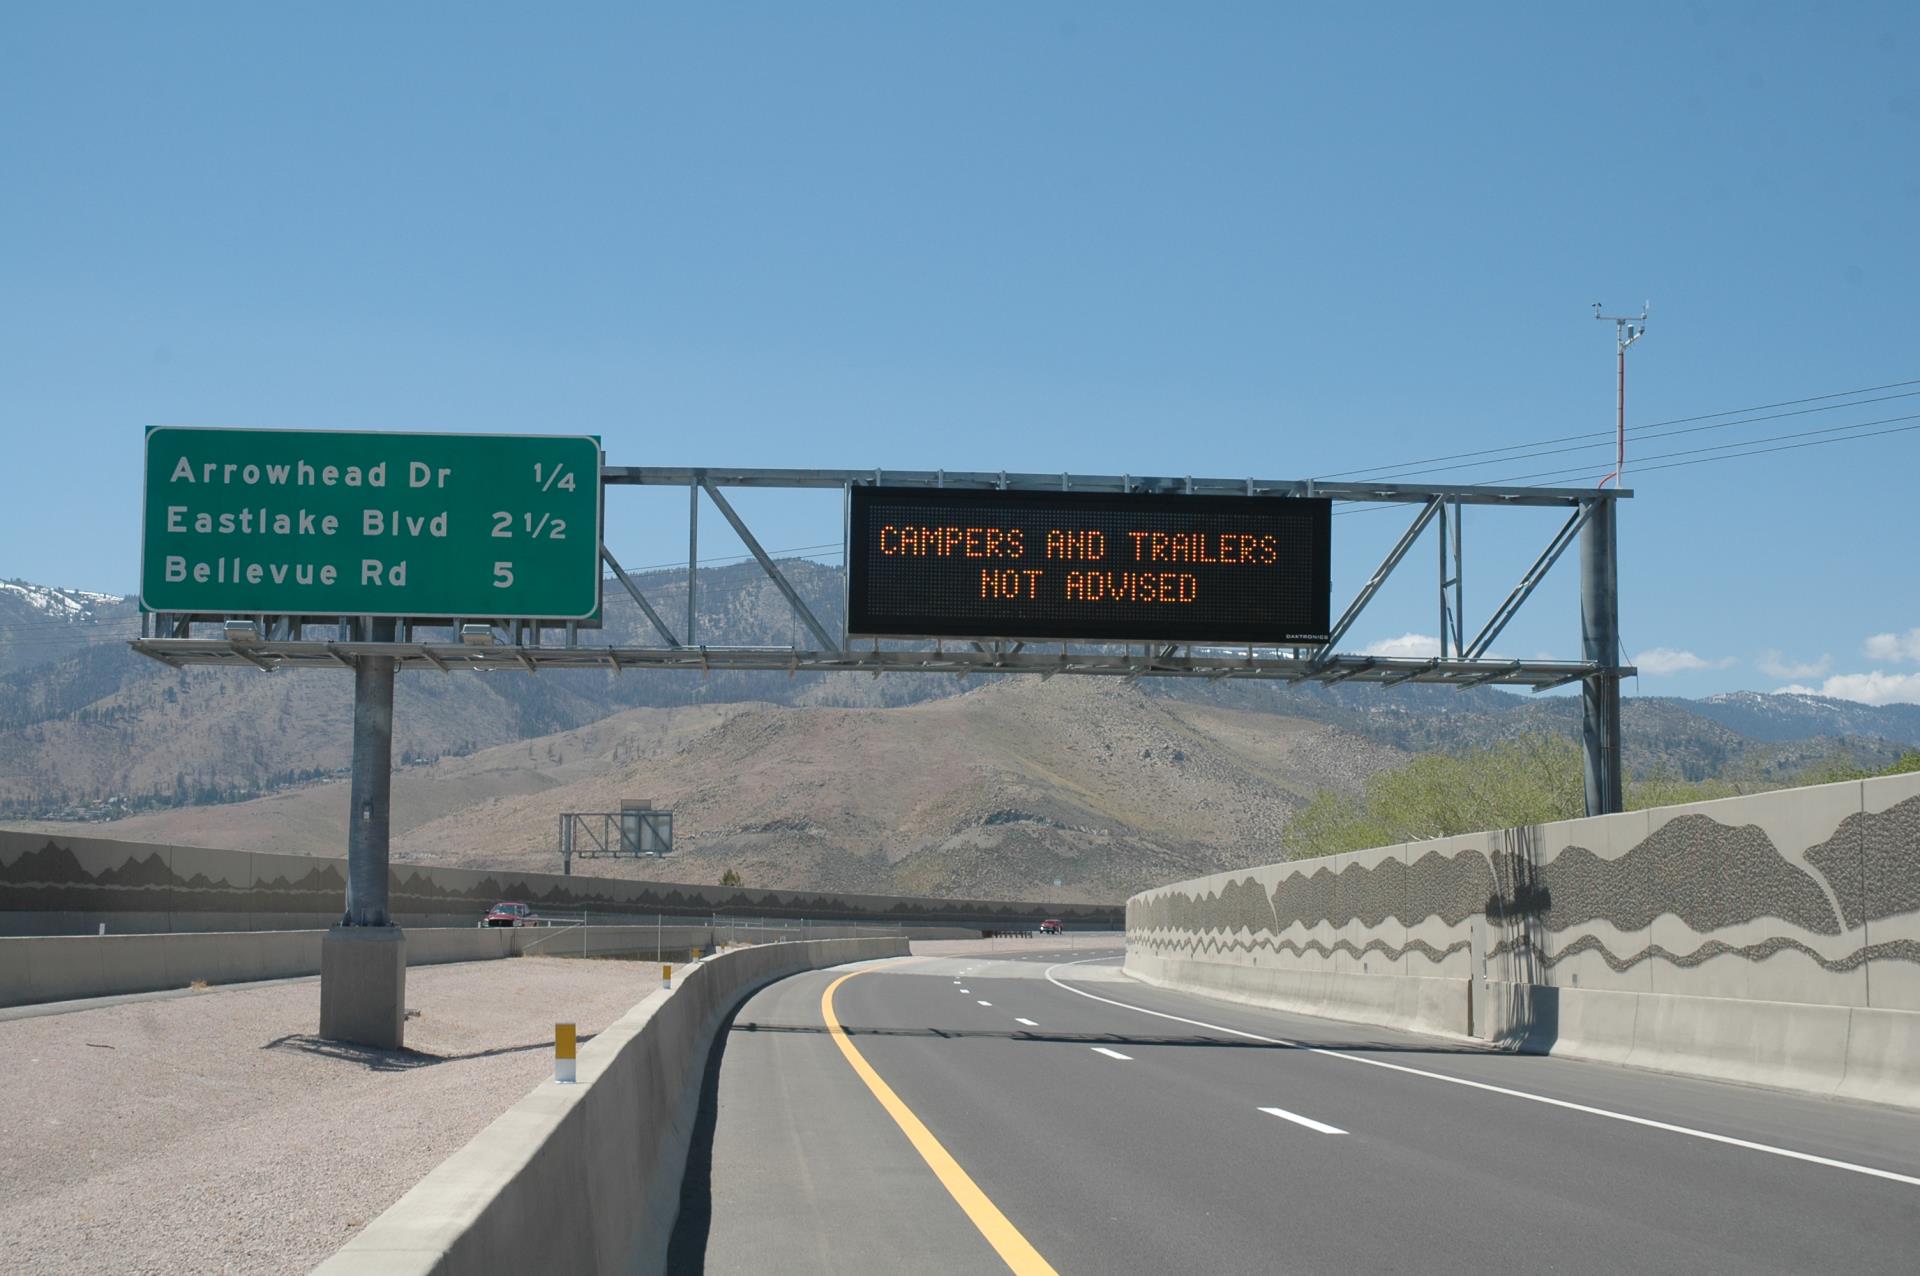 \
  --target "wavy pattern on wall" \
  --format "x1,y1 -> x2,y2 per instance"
1497,932 -> 1920,974
1535,814 -> 1839,934
1805,796 -> 1920,927
1129,796 -> 1920,951
1127,851 -> 1496,937
1131,930 -> 1471,965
